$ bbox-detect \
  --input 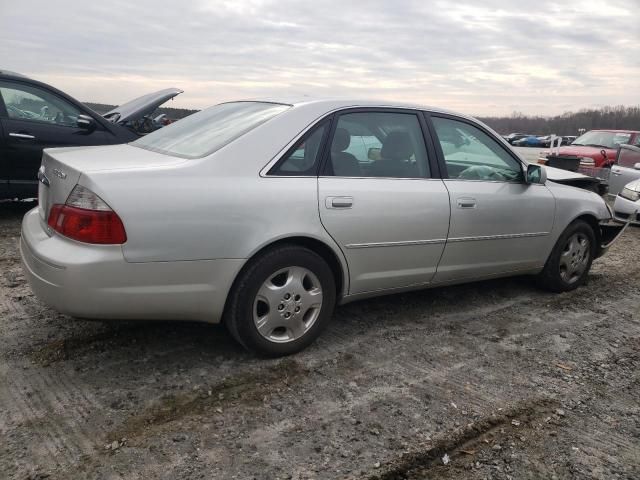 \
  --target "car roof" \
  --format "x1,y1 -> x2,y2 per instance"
240,97 -> 472,119
0,70 -> 29,79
